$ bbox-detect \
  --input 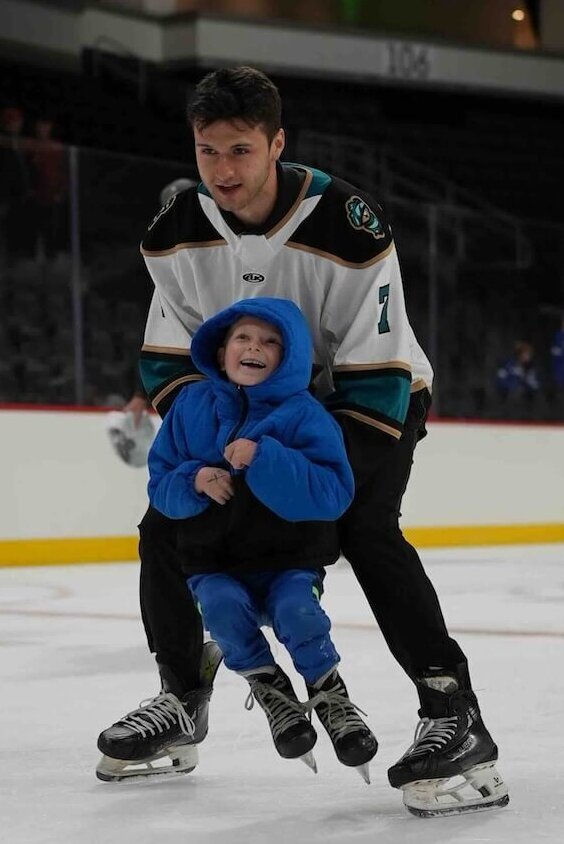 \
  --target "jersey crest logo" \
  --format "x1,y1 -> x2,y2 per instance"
242,272 -> 265,284
147,194 -> 176,231
345,195 -> 385,239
